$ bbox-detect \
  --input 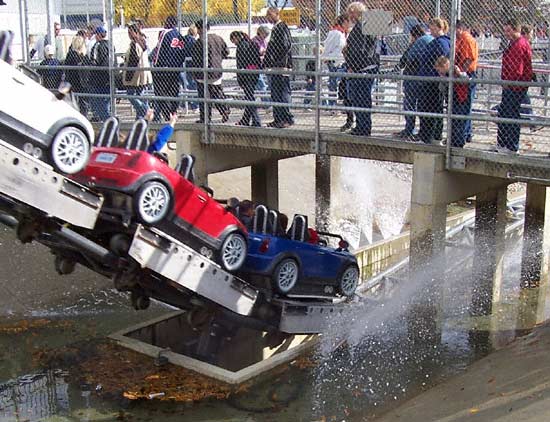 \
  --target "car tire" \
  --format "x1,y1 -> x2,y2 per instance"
338,264 -> 359,297
219,232 -> 247,272
272,258 -> 299,295
50,126 -> 90,174
134,181 -> 172,224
